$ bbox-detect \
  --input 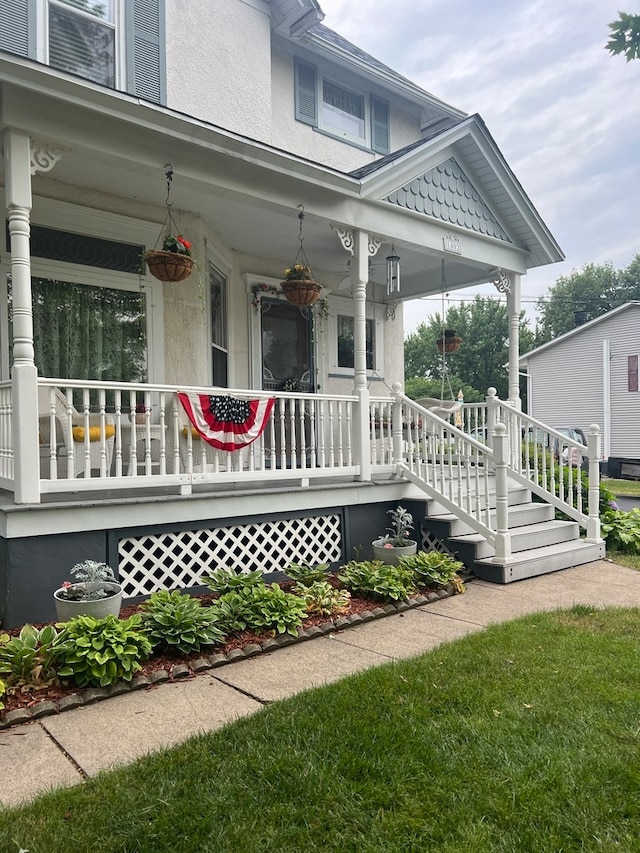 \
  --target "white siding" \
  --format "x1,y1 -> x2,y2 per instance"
526,305 -> 640,460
